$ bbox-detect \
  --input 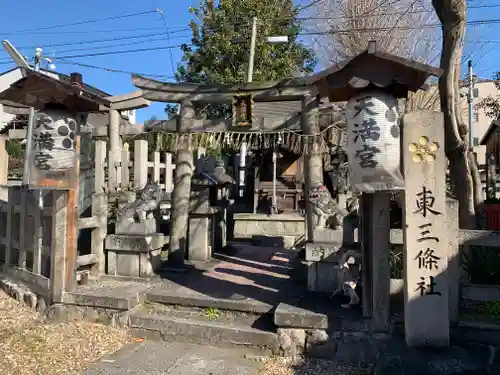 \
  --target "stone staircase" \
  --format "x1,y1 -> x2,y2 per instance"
128,300 -> 279,354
